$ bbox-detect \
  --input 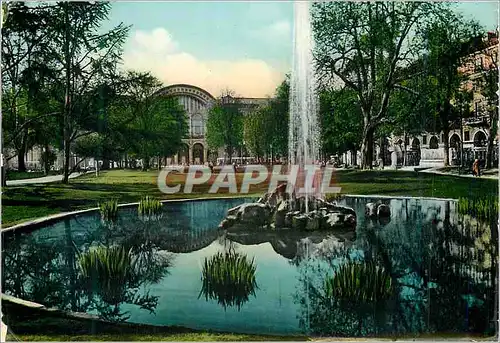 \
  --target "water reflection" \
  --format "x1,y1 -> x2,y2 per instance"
294,197 -> 497,336
1,197 -> 497,336
199,248 -> 258,311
